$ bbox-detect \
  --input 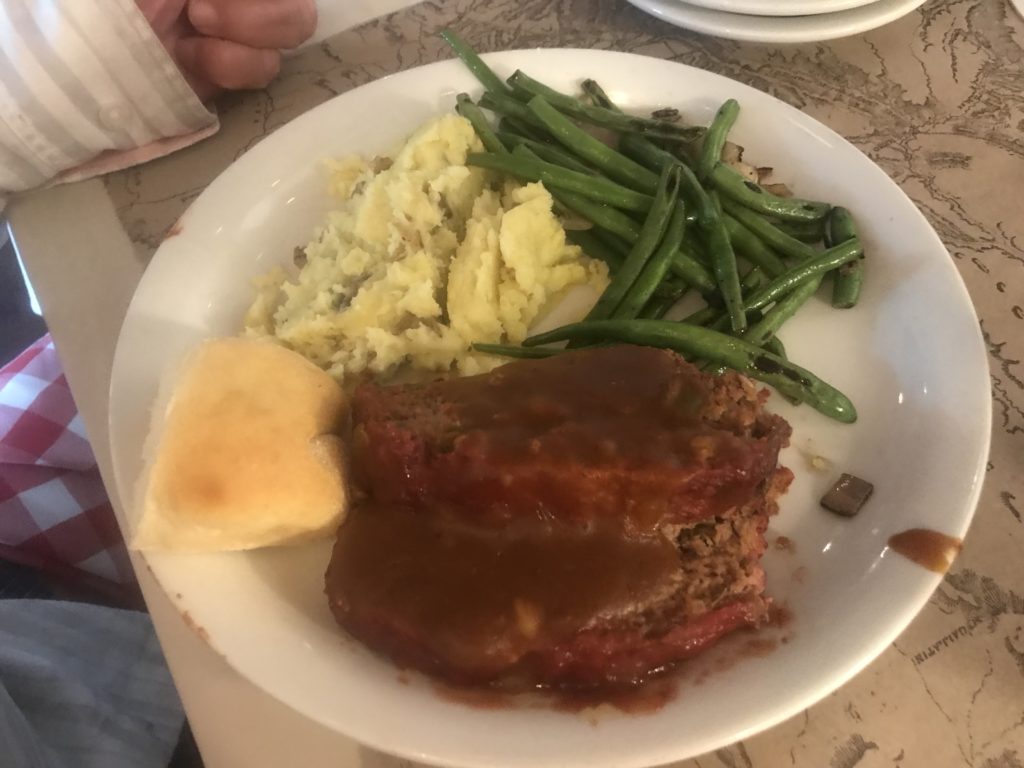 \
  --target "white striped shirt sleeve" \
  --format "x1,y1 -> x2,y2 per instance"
0,0 -> 216,195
